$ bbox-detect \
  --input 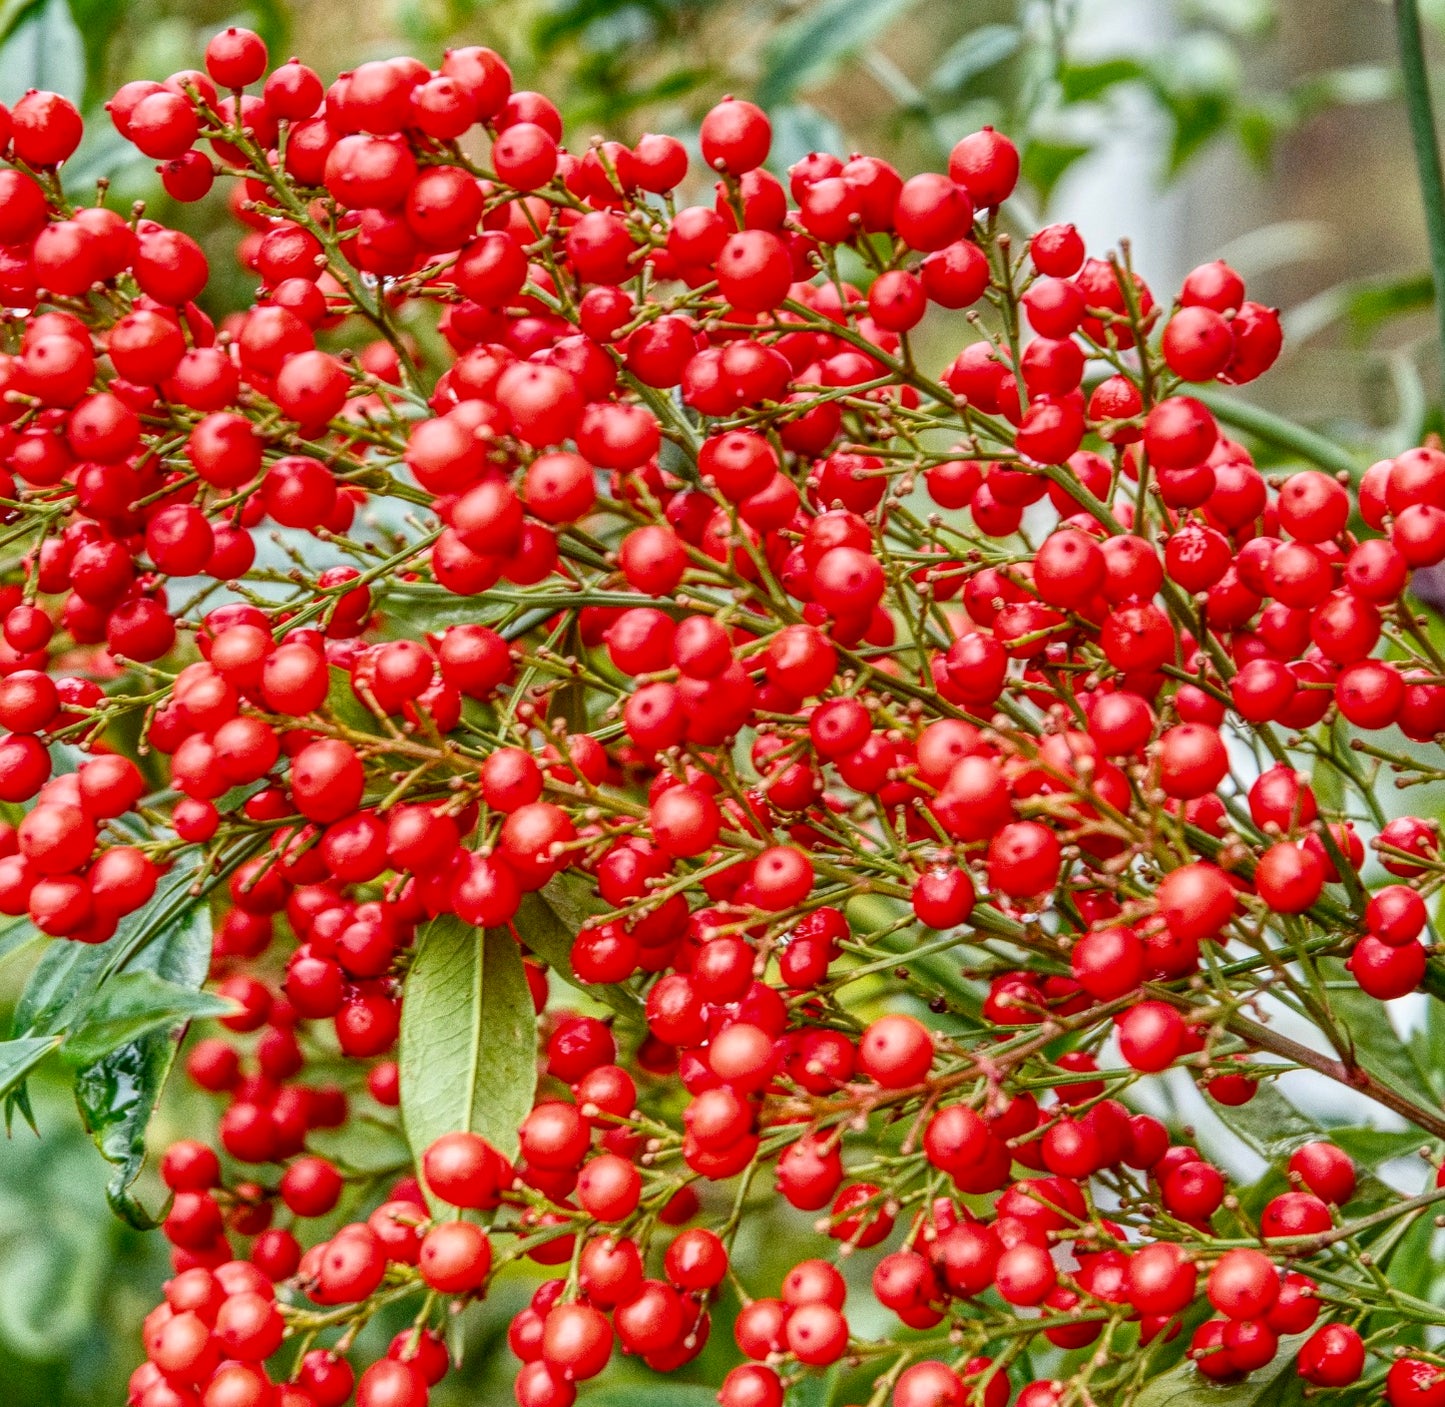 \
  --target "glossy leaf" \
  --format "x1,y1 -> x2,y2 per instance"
62,972 -> 235,1068
400,915 -> 537,1201
1327,1124 -> 1431,1167
71,870 -> 215,1227
1204,1081 -> 1319,1163
380,586 -> 503,636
